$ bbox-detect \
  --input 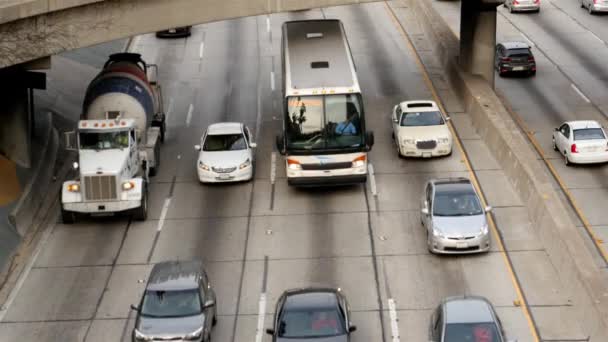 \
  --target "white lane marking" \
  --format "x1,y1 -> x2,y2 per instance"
520,32 -> 535,47
266,17 -> 271,33
199,42 -> 205,59
167,97 -> 174,118
368,163 -> 377,196
571,84 -> 590,103
157,198 -> 171,232
255,293 -> 267,342
127,35 -> 141,53
388,298 -> 401,342
590,31 -> 604,44
270,152 -> 277,185
186,104 -> 194,127
270,71 -> 275,91
0,219 -> 55,321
